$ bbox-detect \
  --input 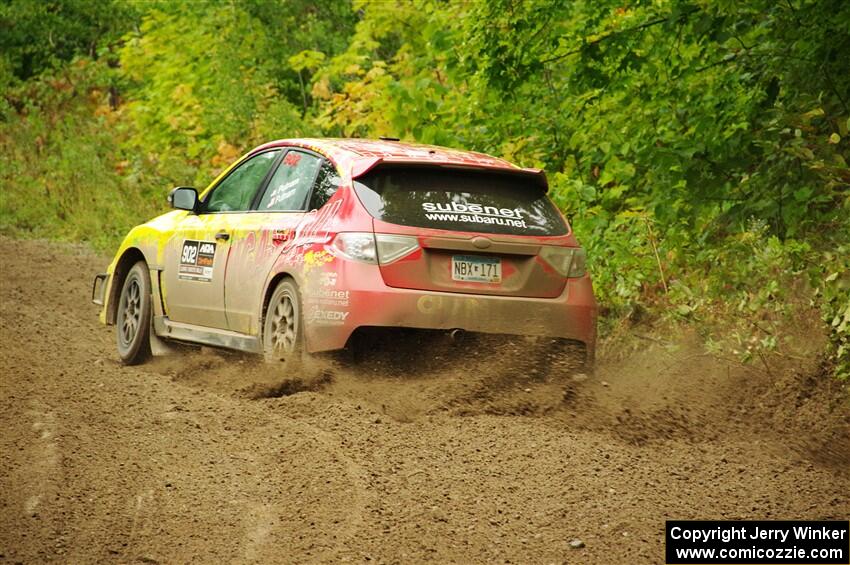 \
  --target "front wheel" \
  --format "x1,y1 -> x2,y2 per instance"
263,279 -> 304,368
116,261 -> 152,365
